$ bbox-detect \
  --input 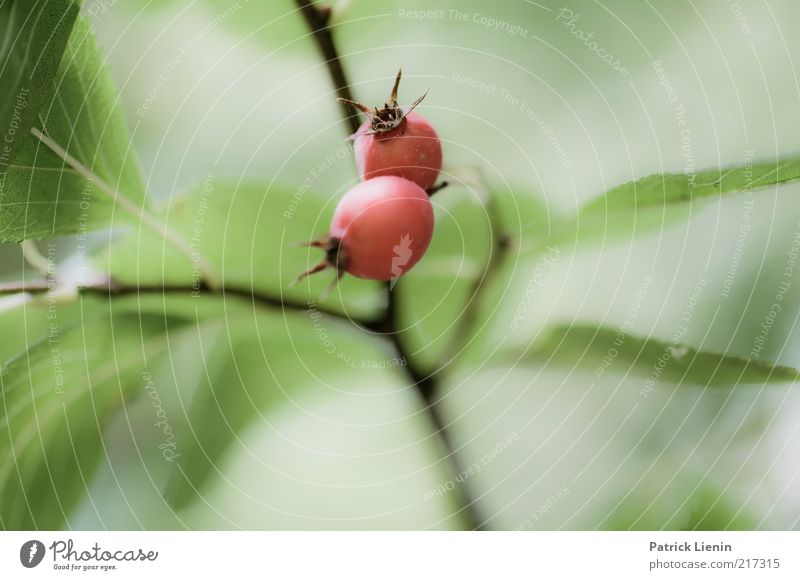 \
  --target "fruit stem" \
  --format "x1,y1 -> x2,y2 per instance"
426,181 -> 449,196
